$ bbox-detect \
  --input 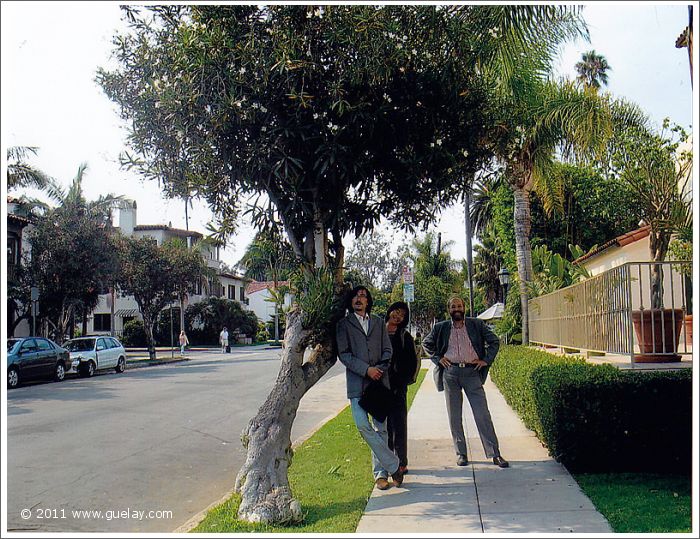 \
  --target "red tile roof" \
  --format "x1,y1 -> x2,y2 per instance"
246,280 -> 290,295
573,226 -> 651,265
